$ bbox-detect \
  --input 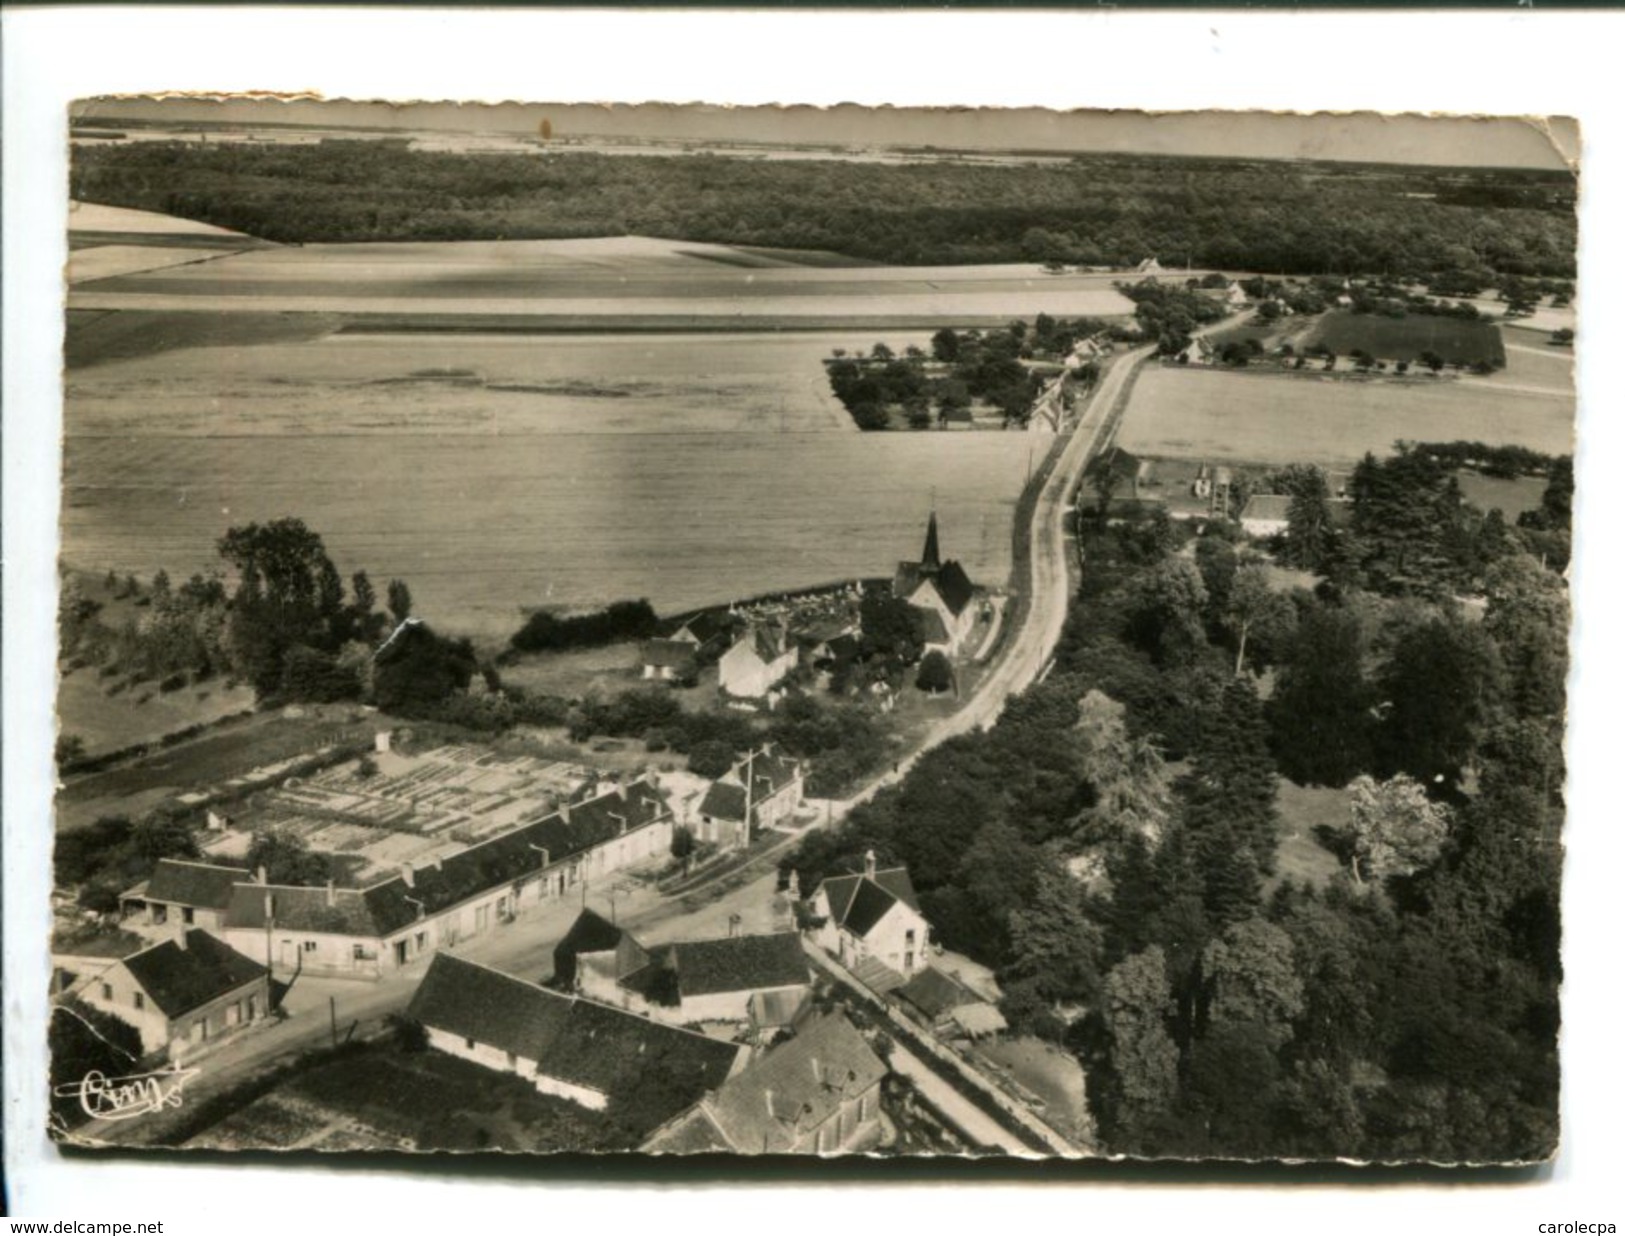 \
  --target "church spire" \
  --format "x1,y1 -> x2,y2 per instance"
921,509 -> 941,572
